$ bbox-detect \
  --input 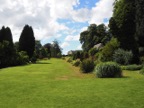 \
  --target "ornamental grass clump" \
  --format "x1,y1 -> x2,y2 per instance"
95,62 -> 122,78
